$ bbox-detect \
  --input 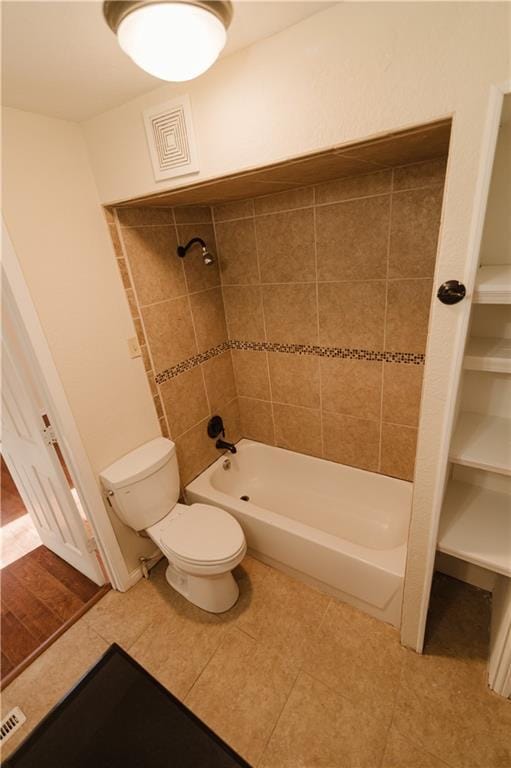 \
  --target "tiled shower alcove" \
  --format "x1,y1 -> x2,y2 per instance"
106,121 -> 450,486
